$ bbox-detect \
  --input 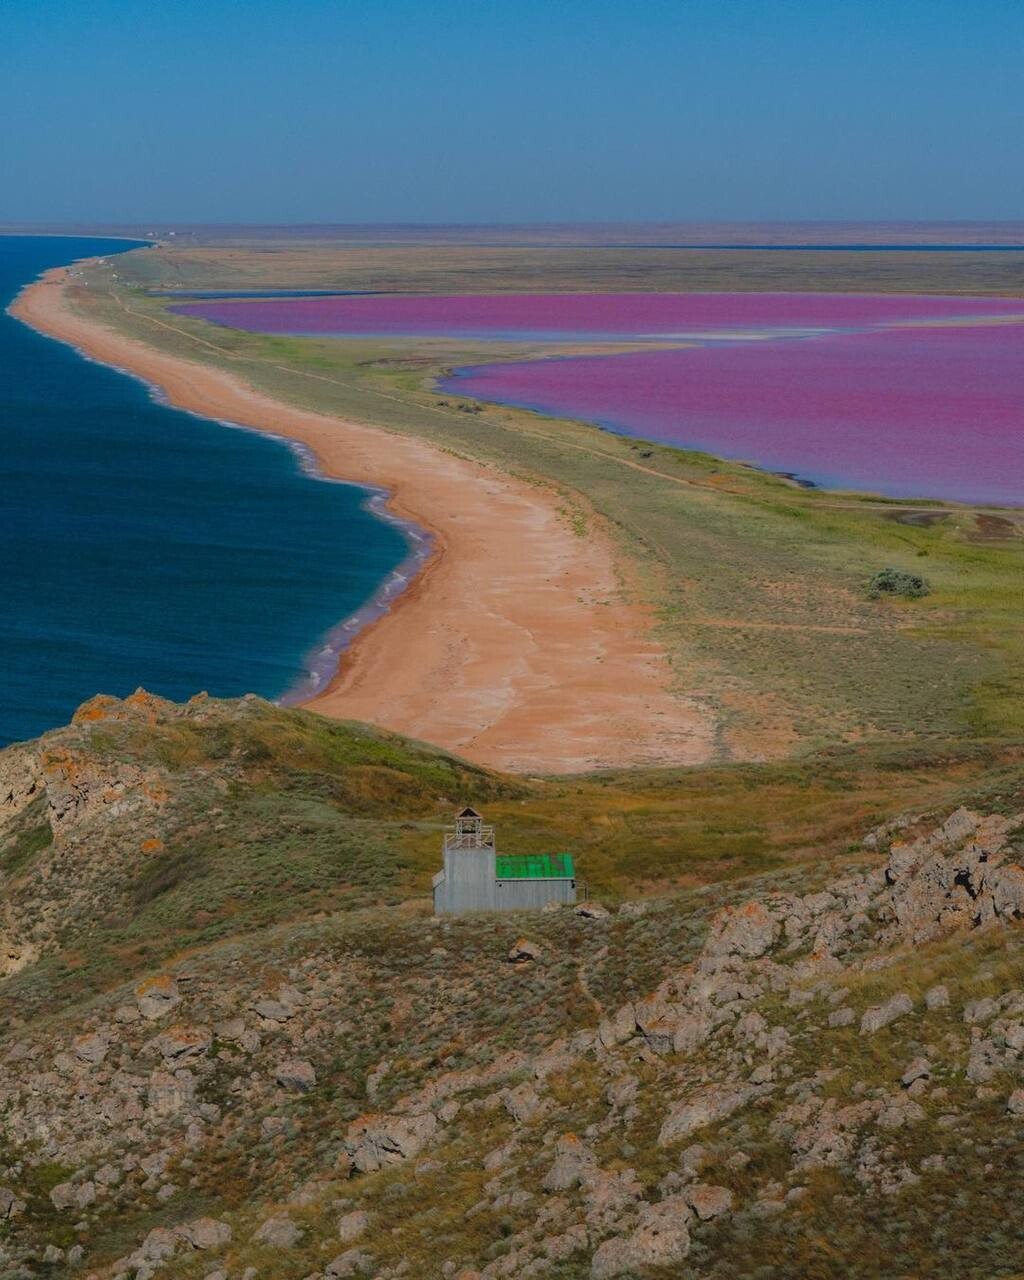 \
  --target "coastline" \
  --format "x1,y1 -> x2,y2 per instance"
11,265 -> 715,773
